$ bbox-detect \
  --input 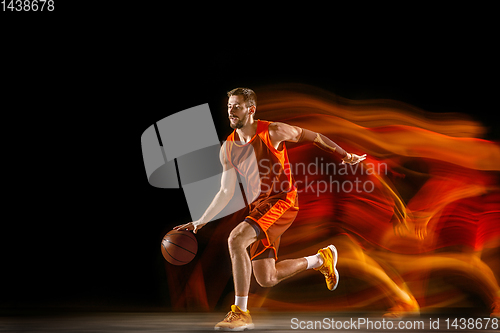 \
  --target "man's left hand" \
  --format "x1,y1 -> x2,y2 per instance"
342,153 -> 367,165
